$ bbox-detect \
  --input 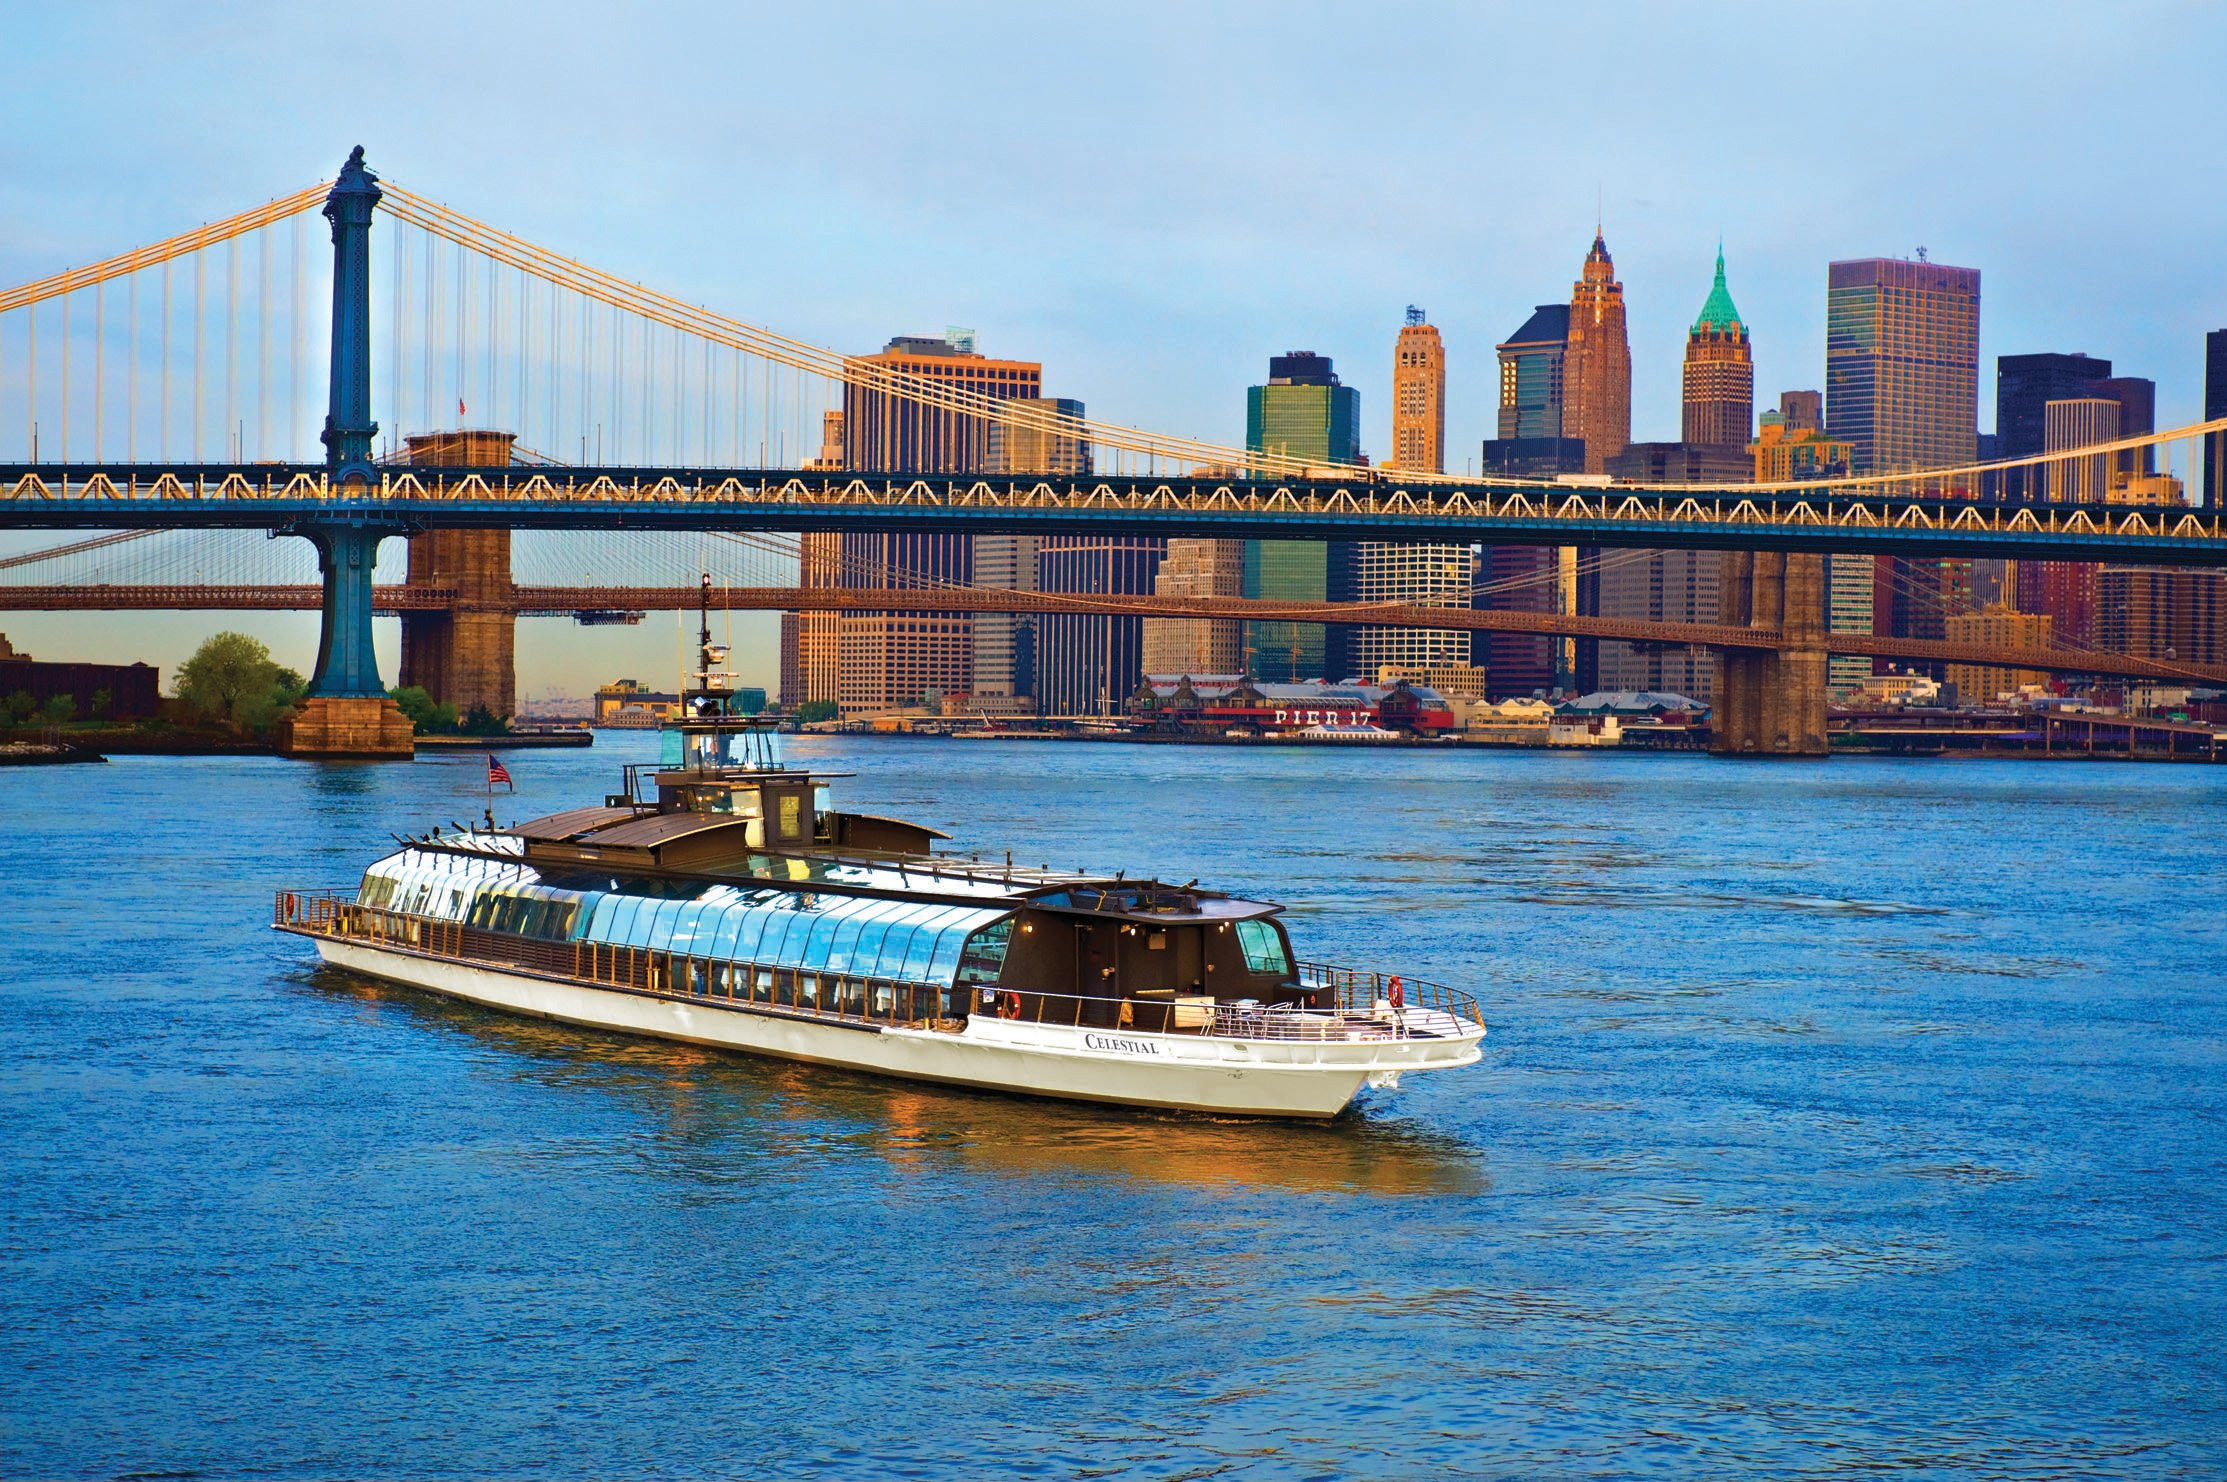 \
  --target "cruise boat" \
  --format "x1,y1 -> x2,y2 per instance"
275,590 -> 1485,1119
